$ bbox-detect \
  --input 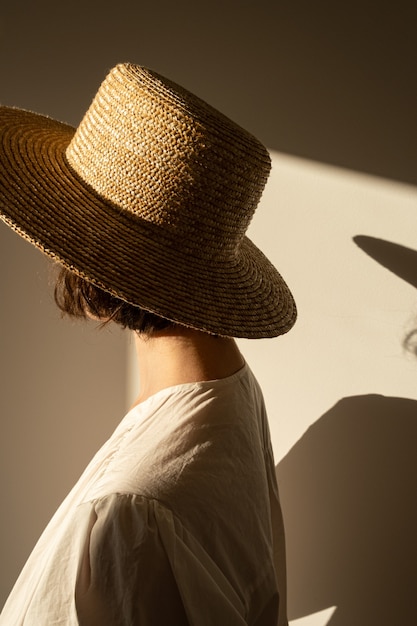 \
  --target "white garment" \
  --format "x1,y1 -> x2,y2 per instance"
1,364 -> 287,625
